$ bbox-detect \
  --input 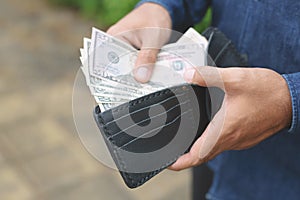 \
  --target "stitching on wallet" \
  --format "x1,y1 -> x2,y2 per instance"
107,100 -> 190,139
102,108 -> 194,187
134,99 -> 197,186
119,109 -> 196,187
105,93 -> 186,126
110,86 -> 185,113
216,42 -> 247,67
98,114 -> 133,184
117,109 -> 192,149
97,98 -> 163,187
133,154 -> 185,187
97,85 -> 196,187
122,99 -> 197,187
214,41 -> 231,63
210,29 -> 247,67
